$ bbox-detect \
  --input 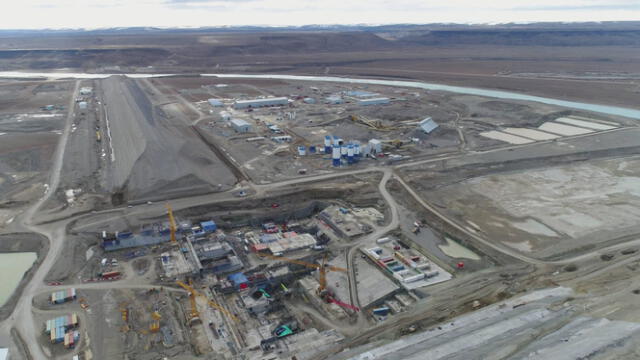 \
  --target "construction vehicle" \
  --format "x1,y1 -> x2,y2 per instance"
176,281 -> 239,323
166,203 -> 177,243
273,321 -> 298,338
